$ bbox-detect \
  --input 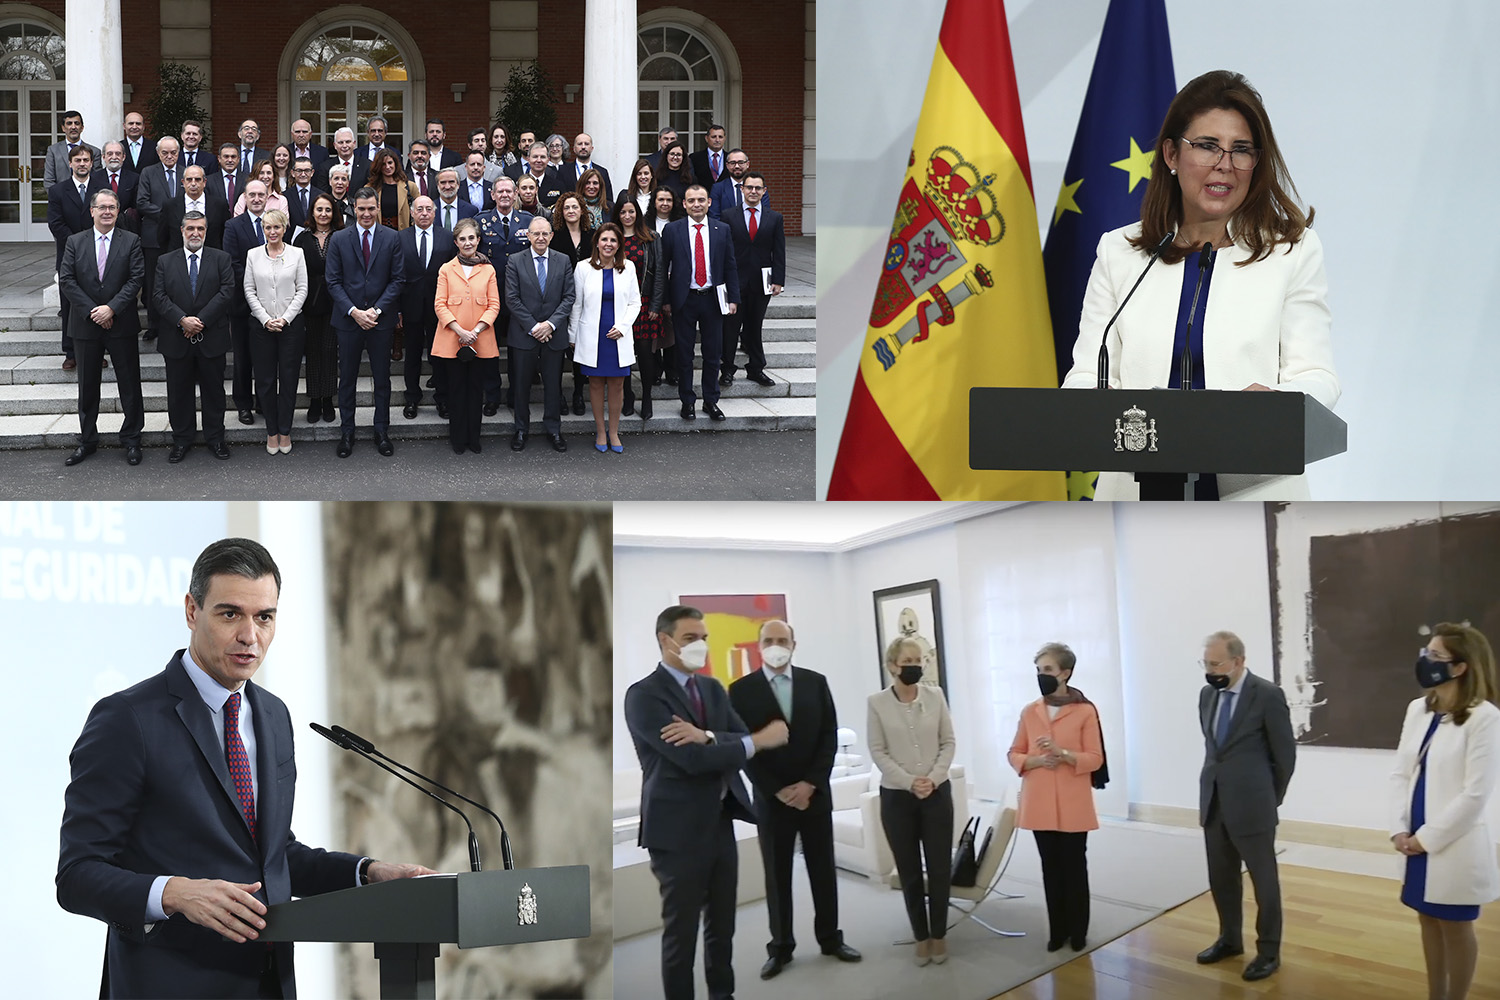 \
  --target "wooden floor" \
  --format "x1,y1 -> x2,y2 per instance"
995,864 -> 1500,999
